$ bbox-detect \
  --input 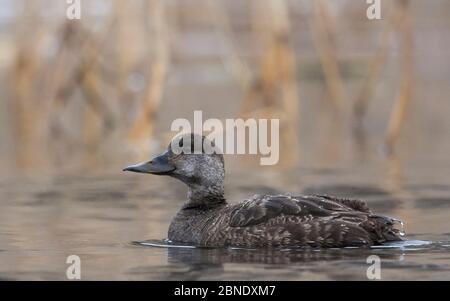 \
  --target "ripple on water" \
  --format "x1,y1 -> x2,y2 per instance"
370,240 -> 433,250
134,239 -> 449,252
134,239 -> 197,249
